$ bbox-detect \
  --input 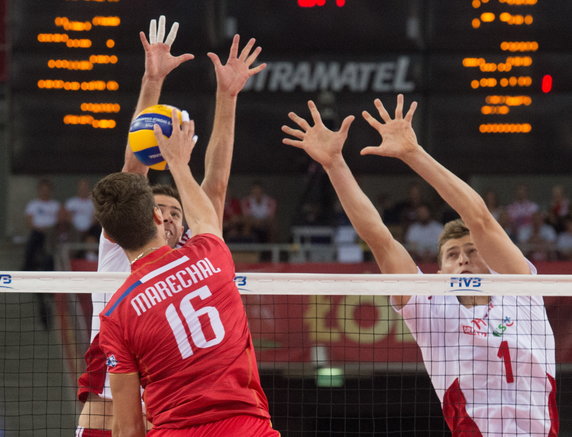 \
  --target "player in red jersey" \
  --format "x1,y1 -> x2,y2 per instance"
76,15 -> 266,436
93,113 -> 279,436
